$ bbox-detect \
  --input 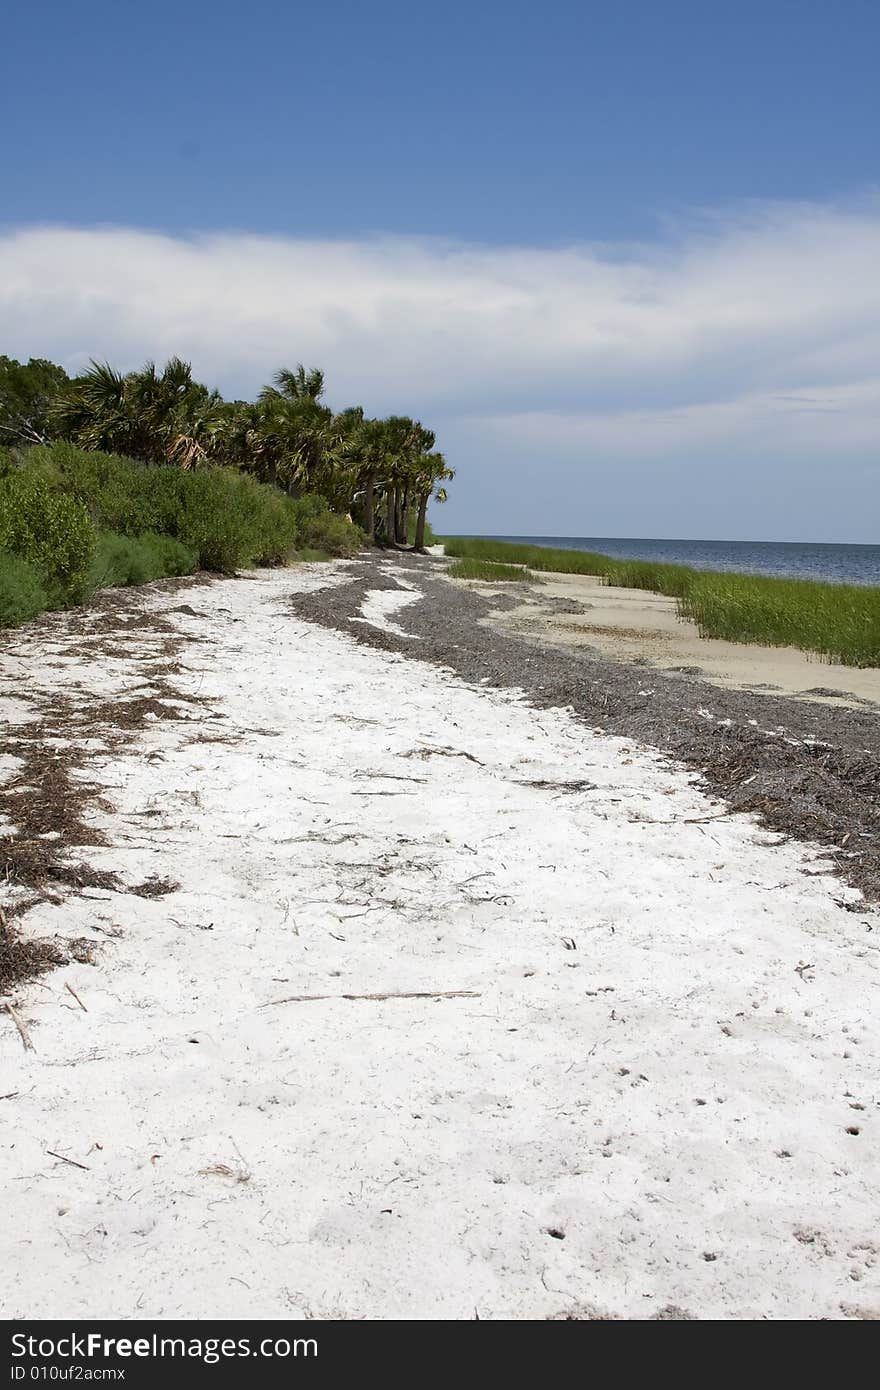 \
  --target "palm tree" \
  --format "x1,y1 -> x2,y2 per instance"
249,368 -> 356,506
263,365 -> 326,404
414,453 -> 454,551
346,415 -> 394,543
48,353 -> 453,539
53,357 -> 219,466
